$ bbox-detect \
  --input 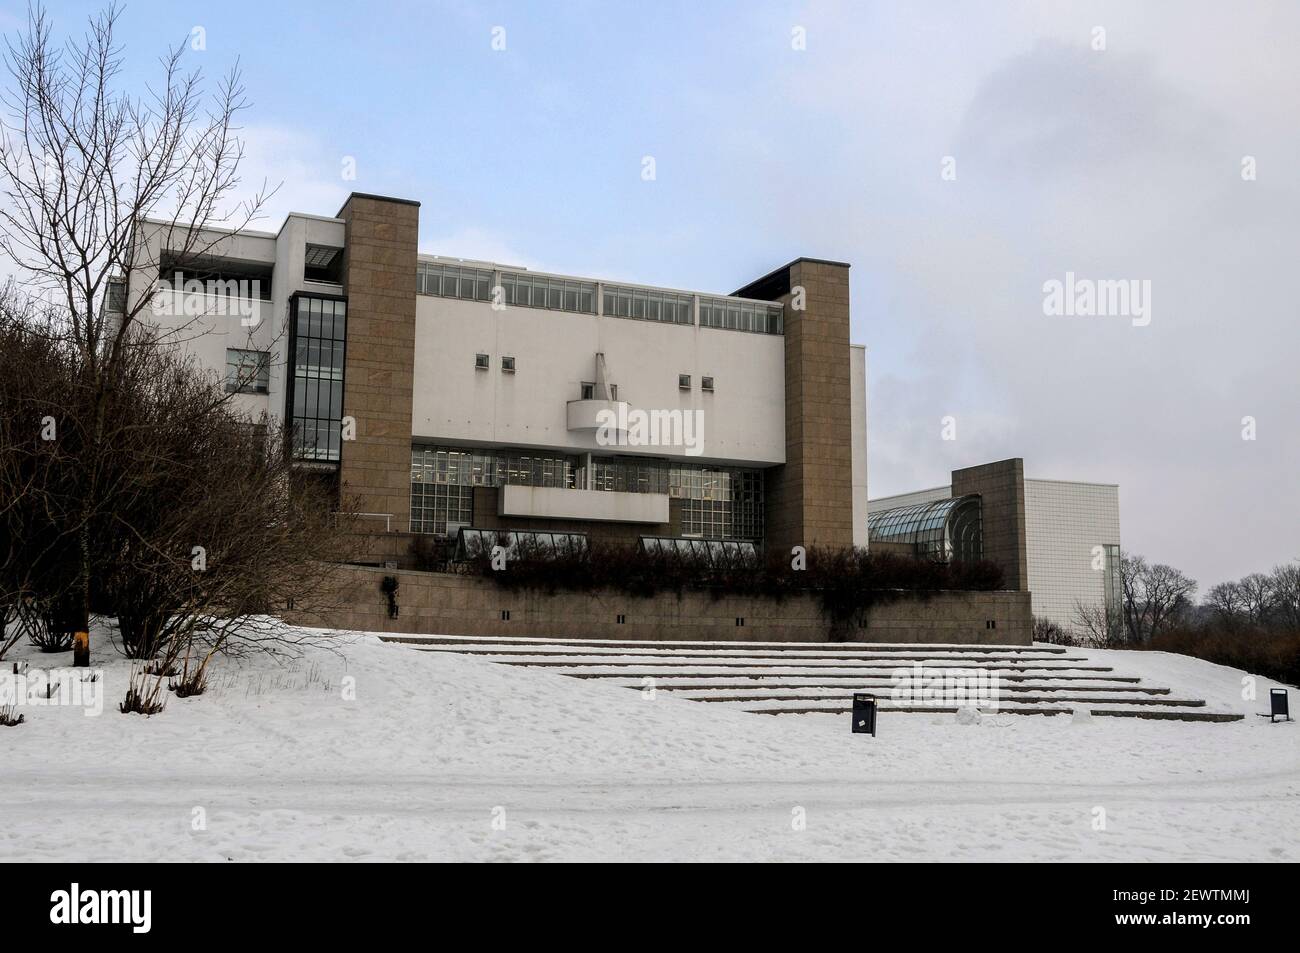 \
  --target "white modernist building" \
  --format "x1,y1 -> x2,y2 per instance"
868,476 -> 1122,631
121,193 -> 868,557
